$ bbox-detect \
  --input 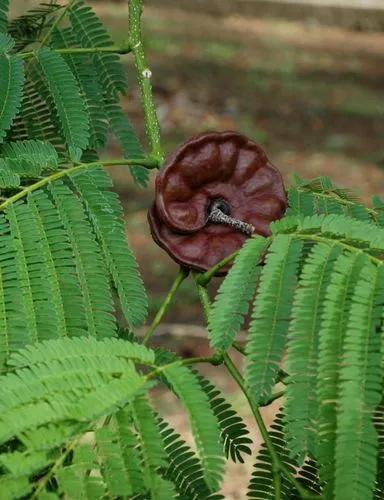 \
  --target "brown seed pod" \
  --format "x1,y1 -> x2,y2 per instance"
148,131 -> 287,274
